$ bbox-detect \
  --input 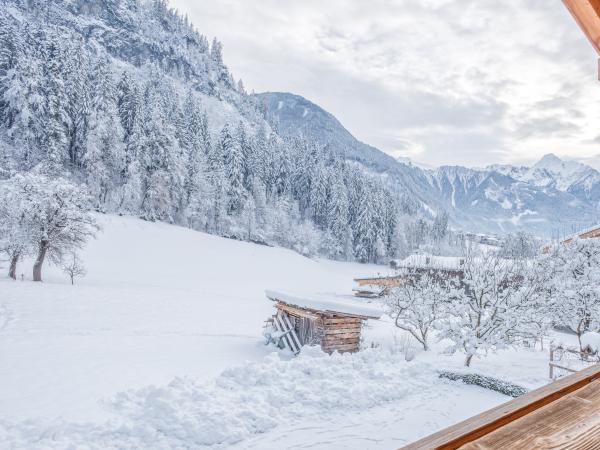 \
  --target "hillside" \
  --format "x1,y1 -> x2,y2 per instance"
0,0 -> 412,265
0,215 -> 558,449
256,91 -> 443,213
0,214 -> 388,422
